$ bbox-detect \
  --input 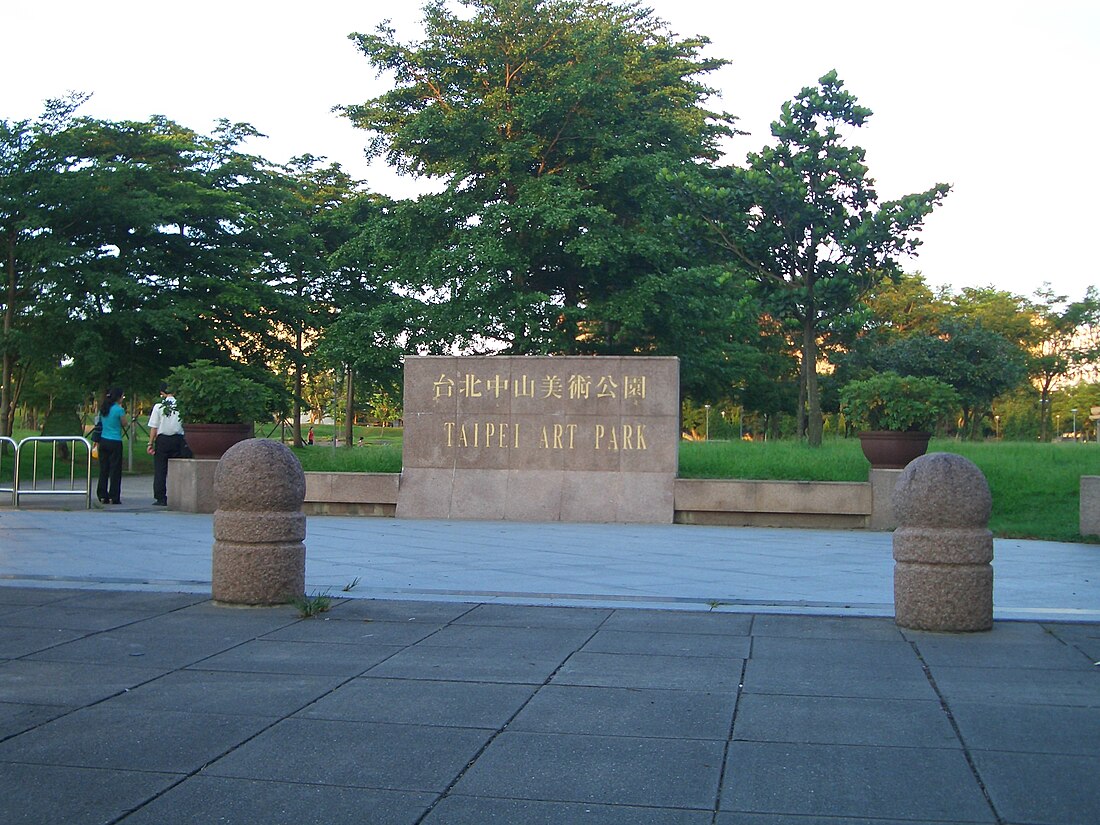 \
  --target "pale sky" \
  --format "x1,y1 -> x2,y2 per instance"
7,1 -> 1098,303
